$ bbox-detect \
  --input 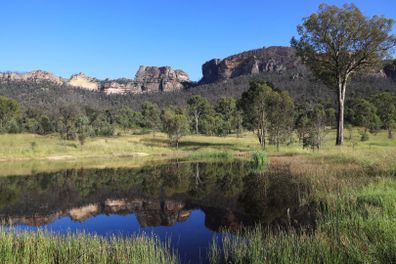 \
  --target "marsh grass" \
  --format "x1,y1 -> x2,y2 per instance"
0,230 -> 178,264
251,150 -> 267,172
210,153 -> 396,264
